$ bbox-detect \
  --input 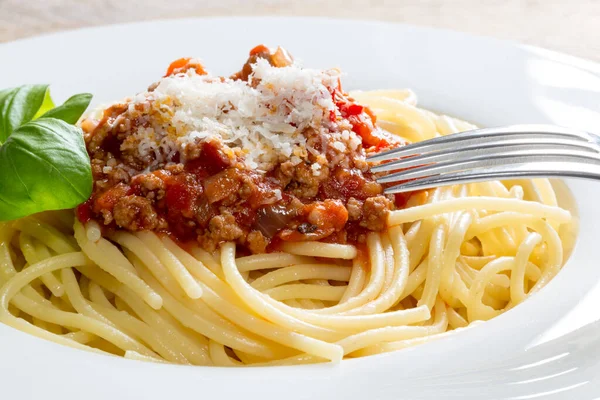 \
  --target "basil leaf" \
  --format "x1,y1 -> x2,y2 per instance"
0,118 -> 92,221
33,89 -> 56,120
41,93 -> 93,124
0,88 -> 16,143
0,84 -> 49,144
